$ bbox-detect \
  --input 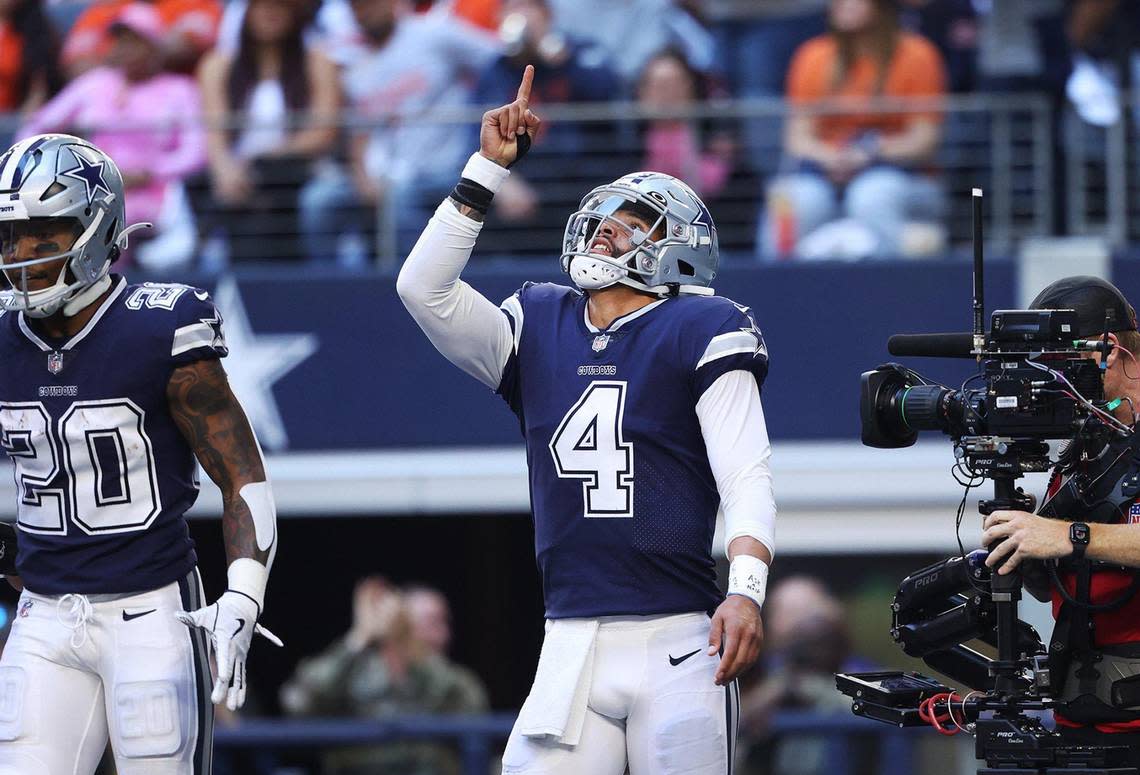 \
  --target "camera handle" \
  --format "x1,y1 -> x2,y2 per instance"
979,475 -> 1036,695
